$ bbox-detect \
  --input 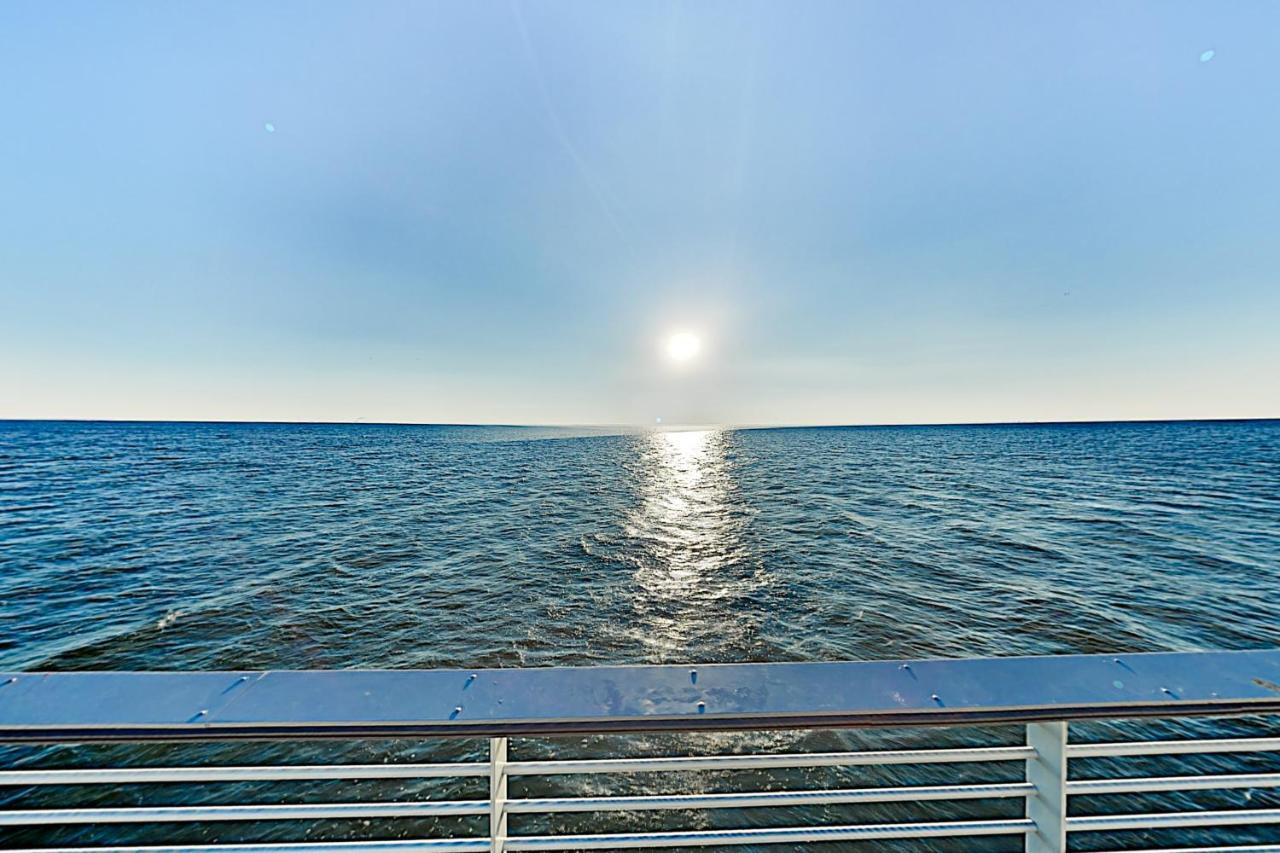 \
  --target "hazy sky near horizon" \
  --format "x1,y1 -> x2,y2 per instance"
2,1 -> 1278,425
